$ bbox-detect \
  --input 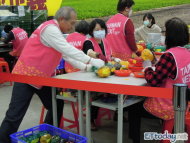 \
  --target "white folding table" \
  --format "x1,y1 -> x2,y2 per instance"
52,71 -> 147,143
